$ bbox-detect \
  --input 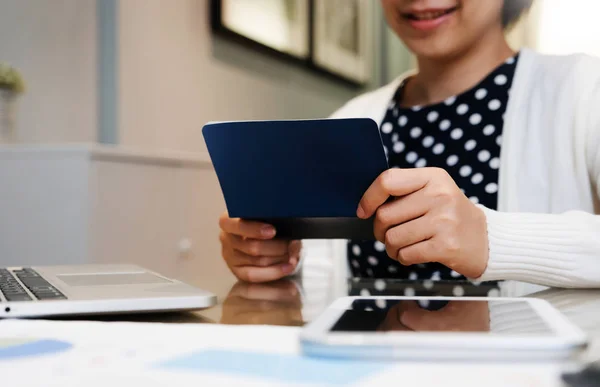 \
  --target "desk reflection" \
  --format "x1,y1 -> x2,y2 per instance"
218,278 -> 504,327
212,277 -> 600,354
348,278 -> 500,297
378,300 -> 491,332
221,280 -> 303,326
